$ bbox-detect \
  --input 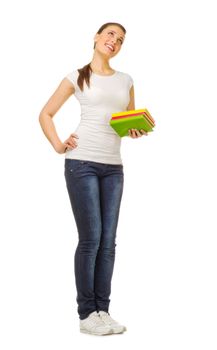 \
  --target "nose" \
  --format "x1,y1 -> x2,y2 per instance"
109,39 -> 117,49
